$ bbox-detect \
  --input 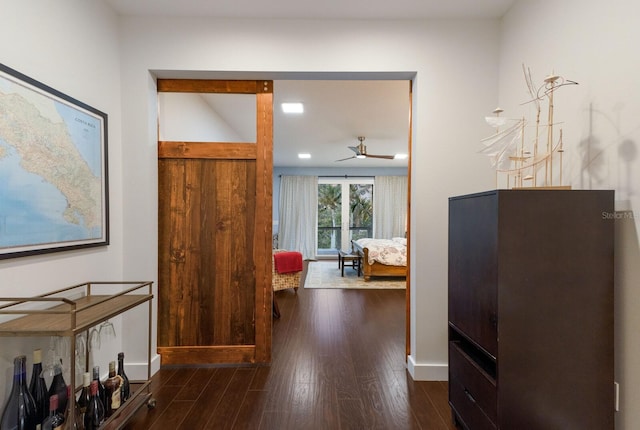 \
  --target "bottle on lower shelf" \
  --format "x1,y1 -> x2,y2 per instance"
83,381 -> 104,430
117,353 -> 130,403
0,355 -> 39,430
103,362 -> 122,418
76,372 -> 91,424
63,385 -> 81,430
47,362 -> 67,416
29,349 -> 48,427
41,395 -> 64,430
0,355 -> 38,430
91,367 -> 107,414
